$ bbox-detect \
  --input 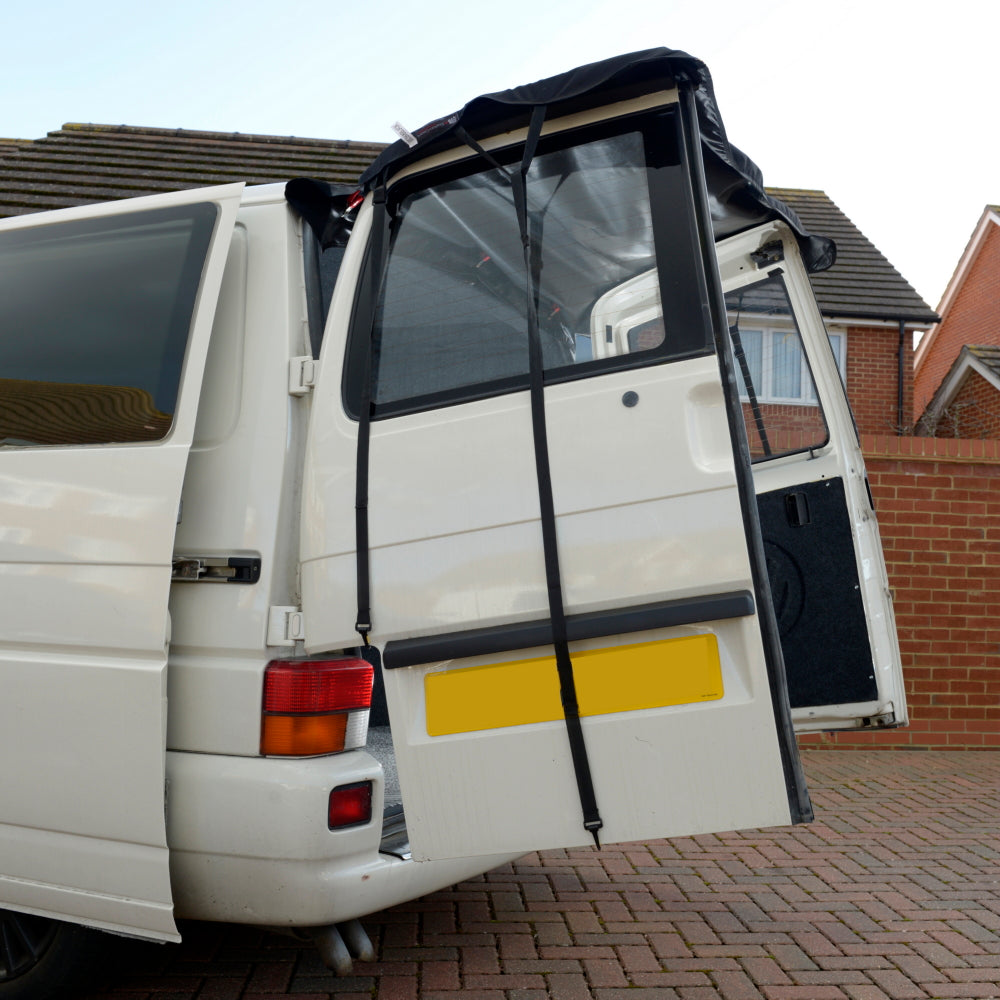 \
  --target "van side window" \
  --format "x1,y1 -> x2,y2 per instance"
725,272 -> 830,460
0,202 -> 217,447
302,225 -> 345,358
345,109 -> 711,418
